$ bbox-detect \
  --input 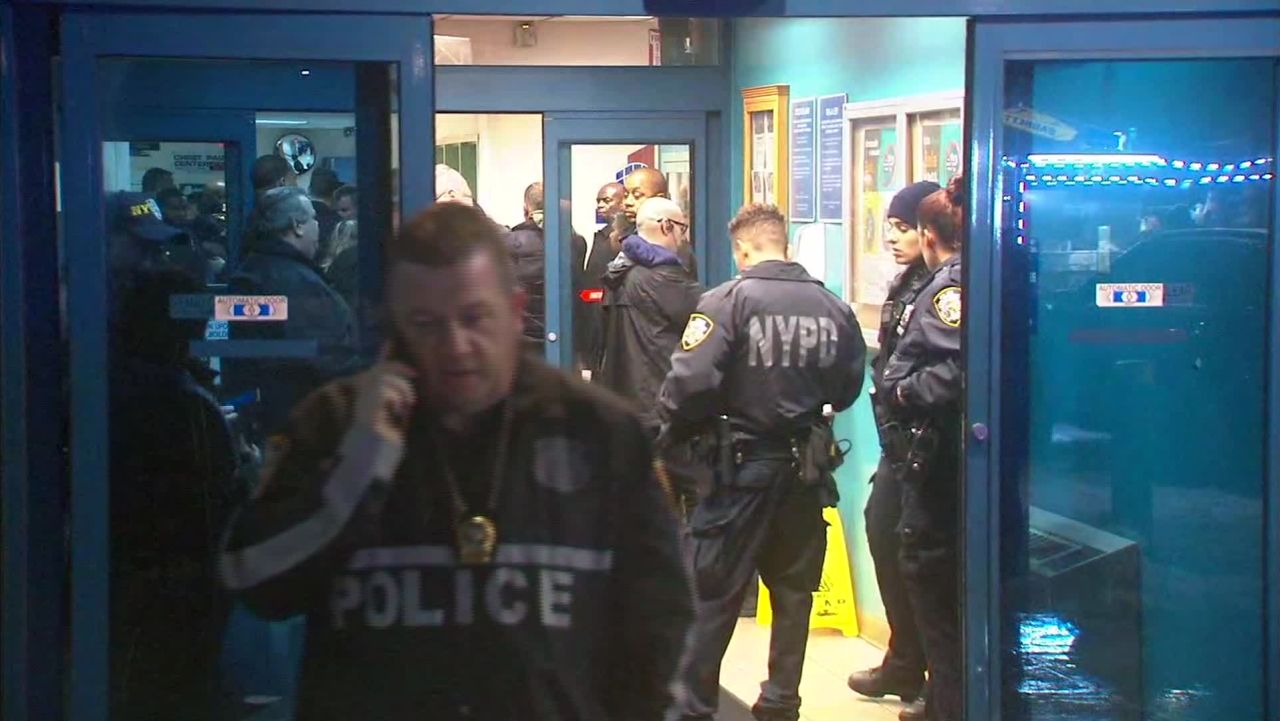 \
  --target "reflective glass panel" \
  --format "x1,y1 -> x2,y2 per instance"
99,56 -> 397,720
998,58 -> 1276,721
